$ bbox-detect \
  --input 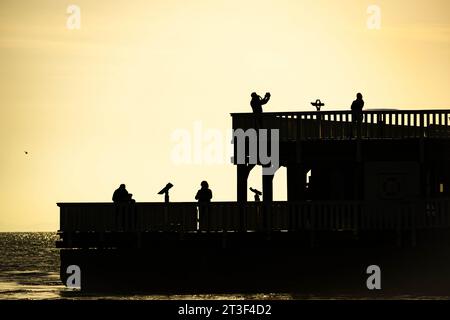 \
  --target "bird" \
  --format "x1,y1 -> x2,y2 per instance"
24,151 -> 28,155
